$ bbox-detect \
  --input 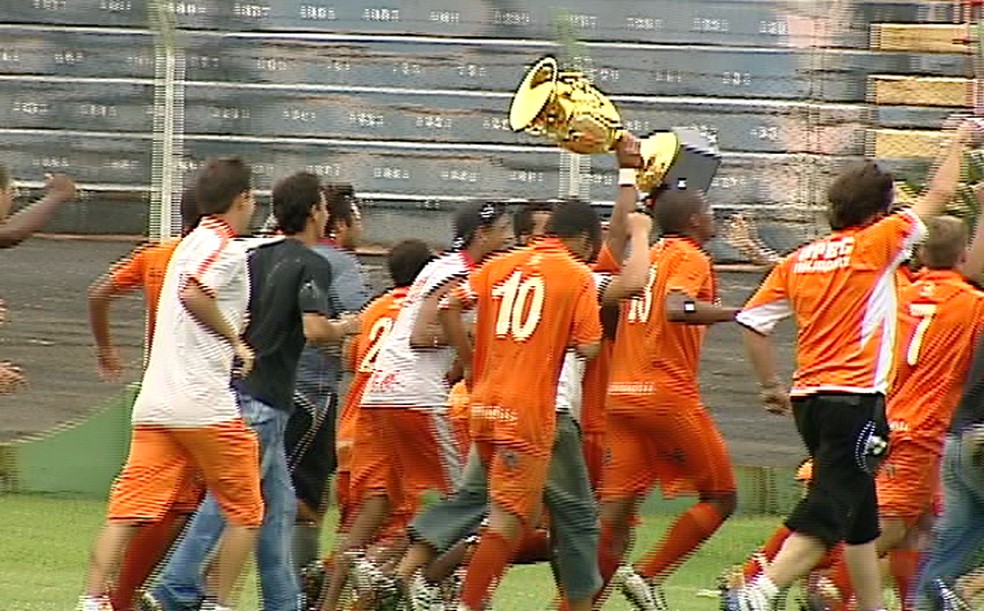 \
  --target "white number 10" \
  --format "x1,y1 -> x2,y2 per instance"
492,271 -> 545,340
